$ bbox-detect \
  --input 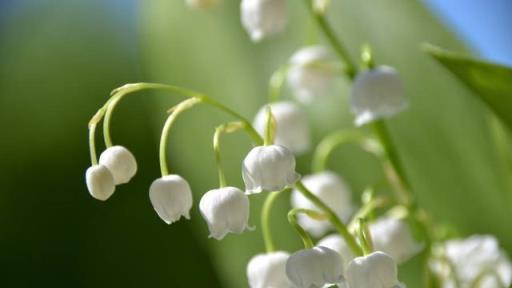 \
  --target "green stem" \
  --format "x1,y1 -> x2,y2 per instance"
213,122 -> 244,188
348,195 -> 389,232
357,218 -> 374,255
261,191 -> 283,253
89,123 -> 98,166
371,120 -> 414,206
303,0 -> 357,79
312,130 -> 378,172
102,83 -> 263,149
264,107 -> 275,146
288,208 -> 321,249
268,65 -> 289,103
295,181 -> 363,256
159,98 -> 201,176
